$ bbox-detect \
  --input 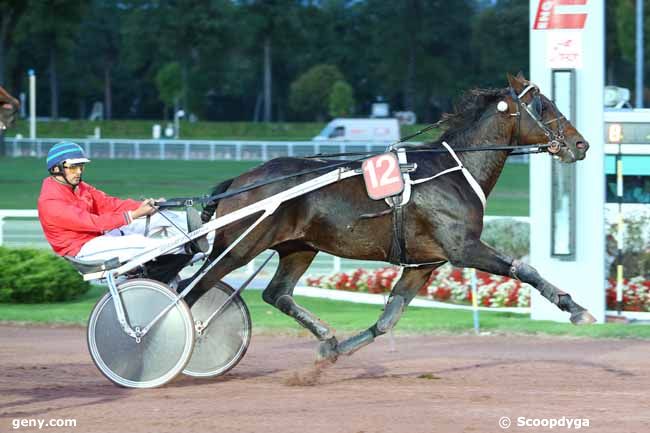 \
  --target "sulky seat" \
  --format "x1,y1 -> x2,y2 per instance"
64,256 -> 121,274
